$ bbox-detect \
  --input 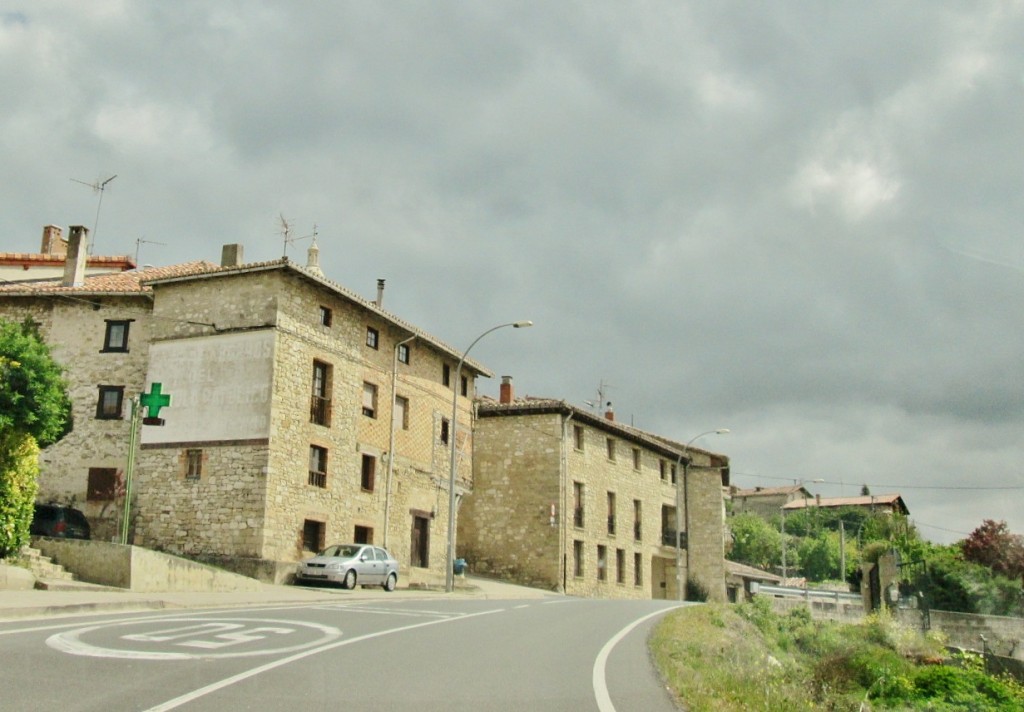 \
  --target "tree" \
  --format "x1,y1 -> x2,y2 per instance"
961,519 -> 1024,580
0,319 -> 72,446
0,319 -> 71,557
728,512 -> 782,570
